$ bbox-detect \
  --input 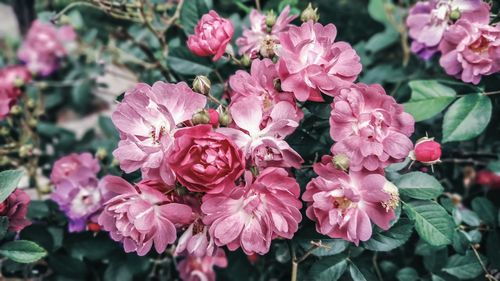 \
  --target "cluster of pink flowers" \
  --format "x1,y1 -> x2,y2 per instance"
407,0 -> 500,84
18,20 -> 76,76
50,153 -> 110,232
0,65 -> 31,120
